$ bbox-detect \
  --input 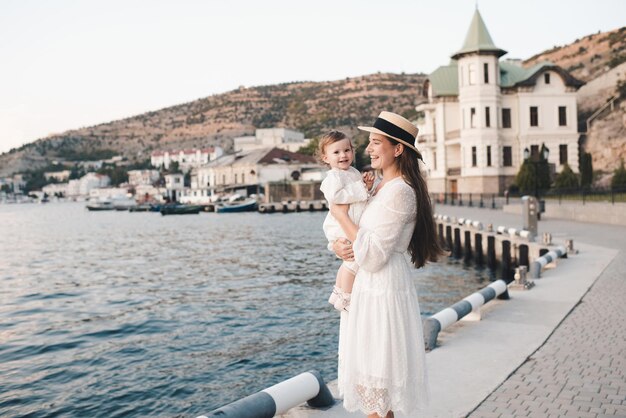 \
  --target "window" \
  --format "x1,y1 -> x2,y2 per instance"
469,64 -> 476,85
484,63 -> 489,83
471,146 -> 477,167
502,108 -> 511,128
503,146 -> 512,167
470,107 -> 476,128
544,73 -> 551,84
558,106 -> 567,126
242,173 -> 245,184
234,174 -> 238,184
487,146 -> 492,166
485,107 -> 491,127
560,144 -> 568,164
530,106 -> 539,127
222,175 -> 226,184
433,151 -> 437,170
